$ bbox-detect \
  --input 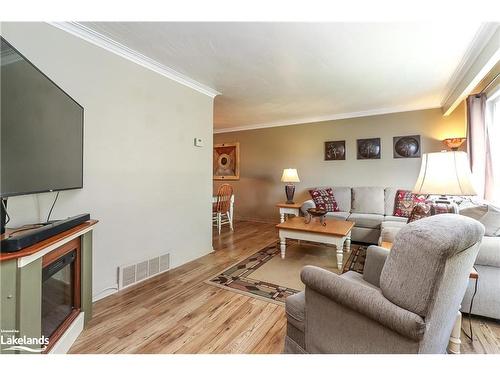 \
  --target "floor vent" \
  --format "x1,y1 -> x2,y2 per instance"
118,253 -> 170,290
